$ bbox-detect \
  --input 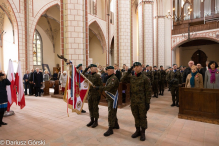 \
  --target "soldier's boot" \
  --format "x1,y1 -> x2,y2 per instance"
131,127 -> 141,138
156,93 -> 158,98
162,90 -> 164,96
153,94 -> 156,97
91,118 -> 98,128
104,127 -> 113,136
159,91 -> 162,95
87,117 -> 94,127
140,128 -> 146,141
171,101 -> 176,107
113,120 -> 120,129
176,101 -> 179,107
81,109 -> 86,113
